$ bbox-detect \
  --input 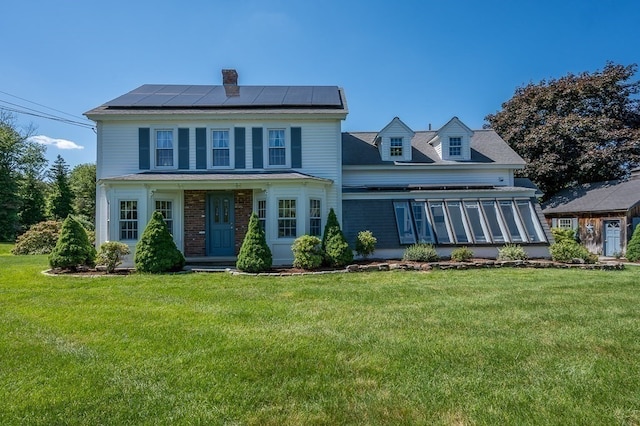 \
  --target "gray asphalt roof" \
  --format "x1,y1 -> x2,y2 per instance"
93,84 -> 345,109
342,129 -> 526,166
542,176 -> 640,214
99,170 -> 332,183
